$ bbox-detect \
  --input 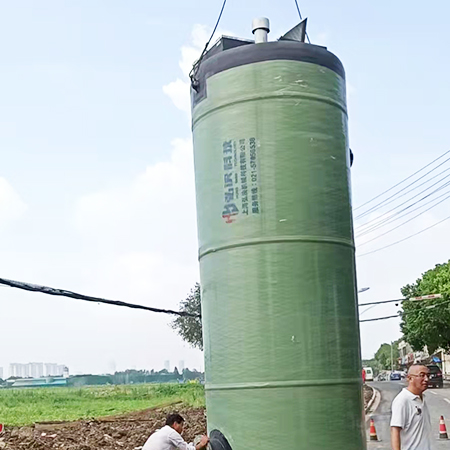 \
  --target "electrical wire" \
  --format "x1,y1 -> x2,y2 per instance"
360,299 -> 450,323
359,304 -> 377,316
189,0 -> 227,87
355,185 -> 450,238
357,191 -> 450,246
359,298 -> 407,307
354,149 -> 450,211
357,213 -> 450,257
355,162 -> 450,221
355,166 -> 450,232
0,277 -> 200,318
360,314 -> 399,323
293,0 -> 311,43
